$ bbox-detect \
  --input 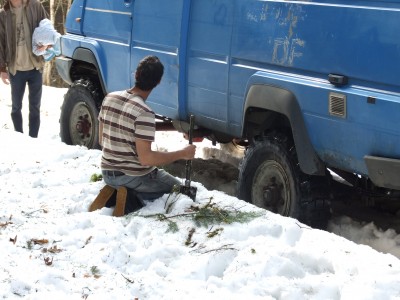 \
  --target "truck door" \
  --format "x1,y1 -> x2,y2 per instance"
131,0 -> 185,119
80,0 -> 132,45
76,0 -> 134,91
186,0 -> 233,131
64,0 -> 85,35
